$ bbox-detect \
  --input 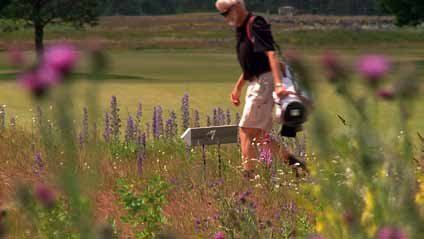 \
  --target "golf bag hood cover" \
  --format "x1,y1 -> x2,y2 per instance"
274,66 -> 309,138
